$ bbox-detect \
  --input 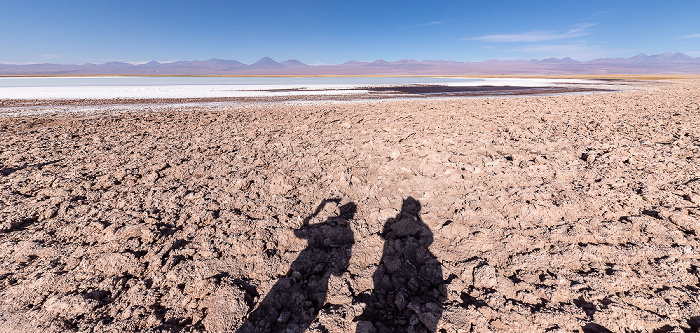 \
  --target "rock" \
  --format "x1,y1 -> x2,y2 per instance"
83,252 -> 141,276
668,212 -> 698,235
325,273 -> 353,305
687,193 -> 700,204
355,321 -> 376,333
94,174 -> 116,189
40,207 -> 58,221
277,311 -> 291,323
44,294 -> 99,316
417,302 -> 442,330
473,264 -> 497,289
394,291 -> 407,310
142,171 -> 159,183
201,284 -> 249,332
